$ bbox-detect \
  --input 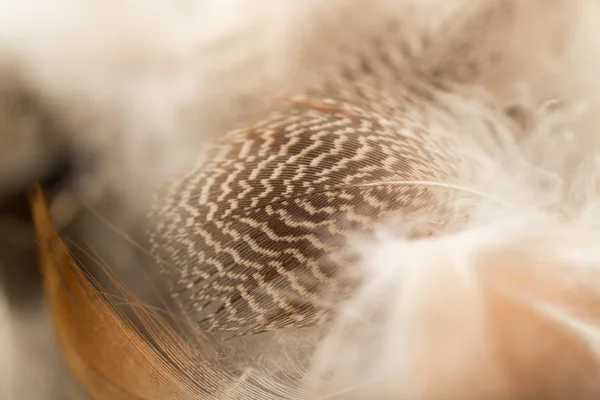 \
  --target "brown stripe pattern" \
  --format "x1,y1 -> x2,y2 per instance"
149,67 -> 481,334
